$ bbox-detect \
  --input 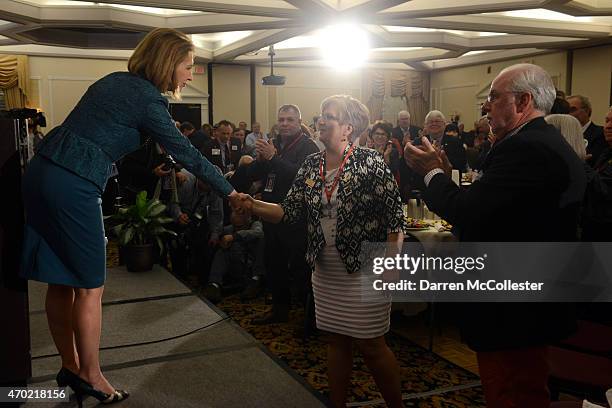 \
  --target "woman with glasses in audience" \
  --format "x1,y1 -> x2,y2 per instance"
240,95 -> 407,408
370,120 -> 402,184
21,28 -> 240,406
